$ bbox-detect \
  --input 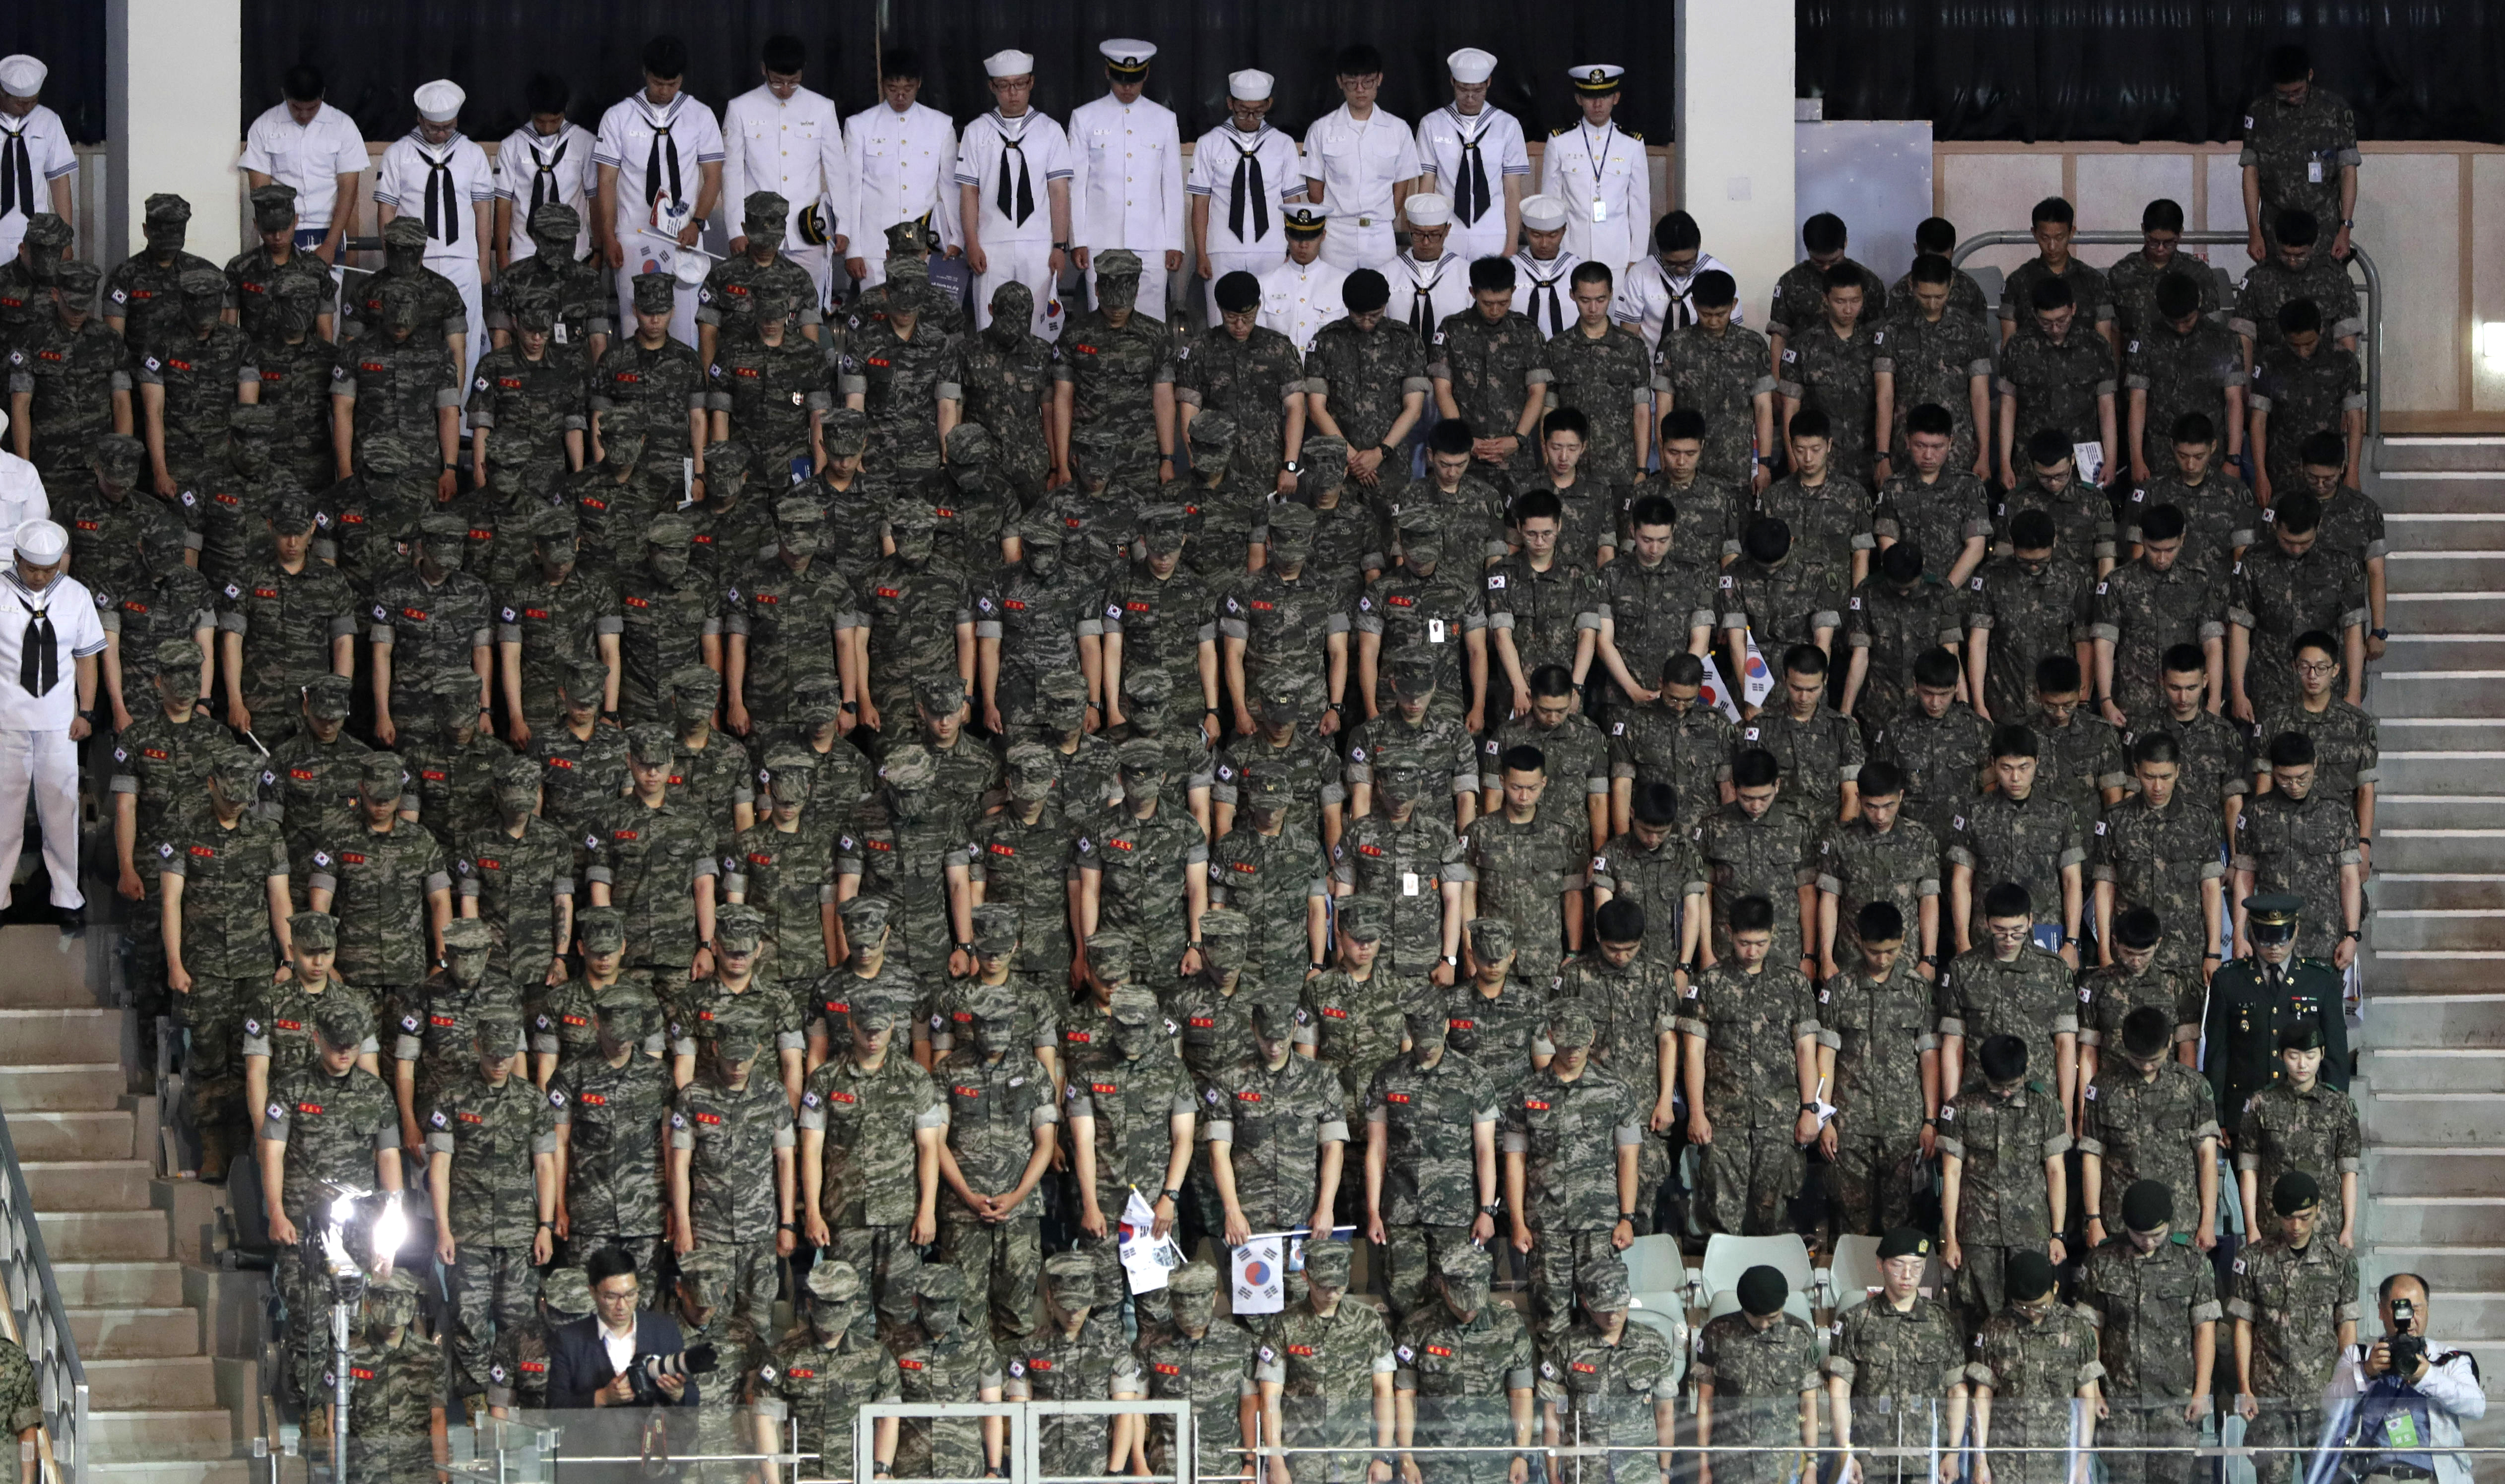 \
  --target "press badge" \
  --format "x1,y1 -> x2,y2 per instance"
1402,872 -> 1421,896
1428,619 -> 1447,644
